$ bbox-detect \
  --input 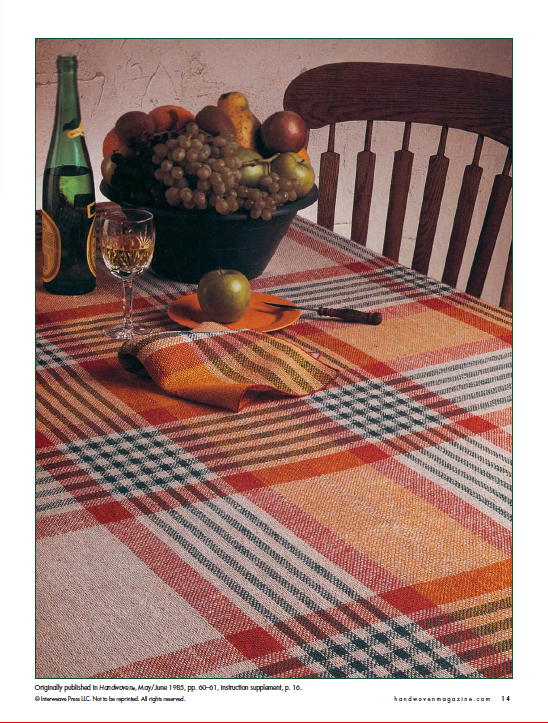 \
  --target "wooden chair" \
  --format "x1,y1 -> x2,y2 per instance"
283,62 -> 512,309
